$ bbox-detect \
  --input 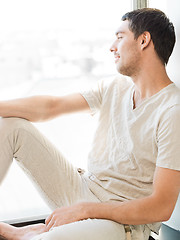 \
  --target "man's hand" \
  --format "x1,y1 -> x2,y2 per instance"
45,203 -> 90,231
